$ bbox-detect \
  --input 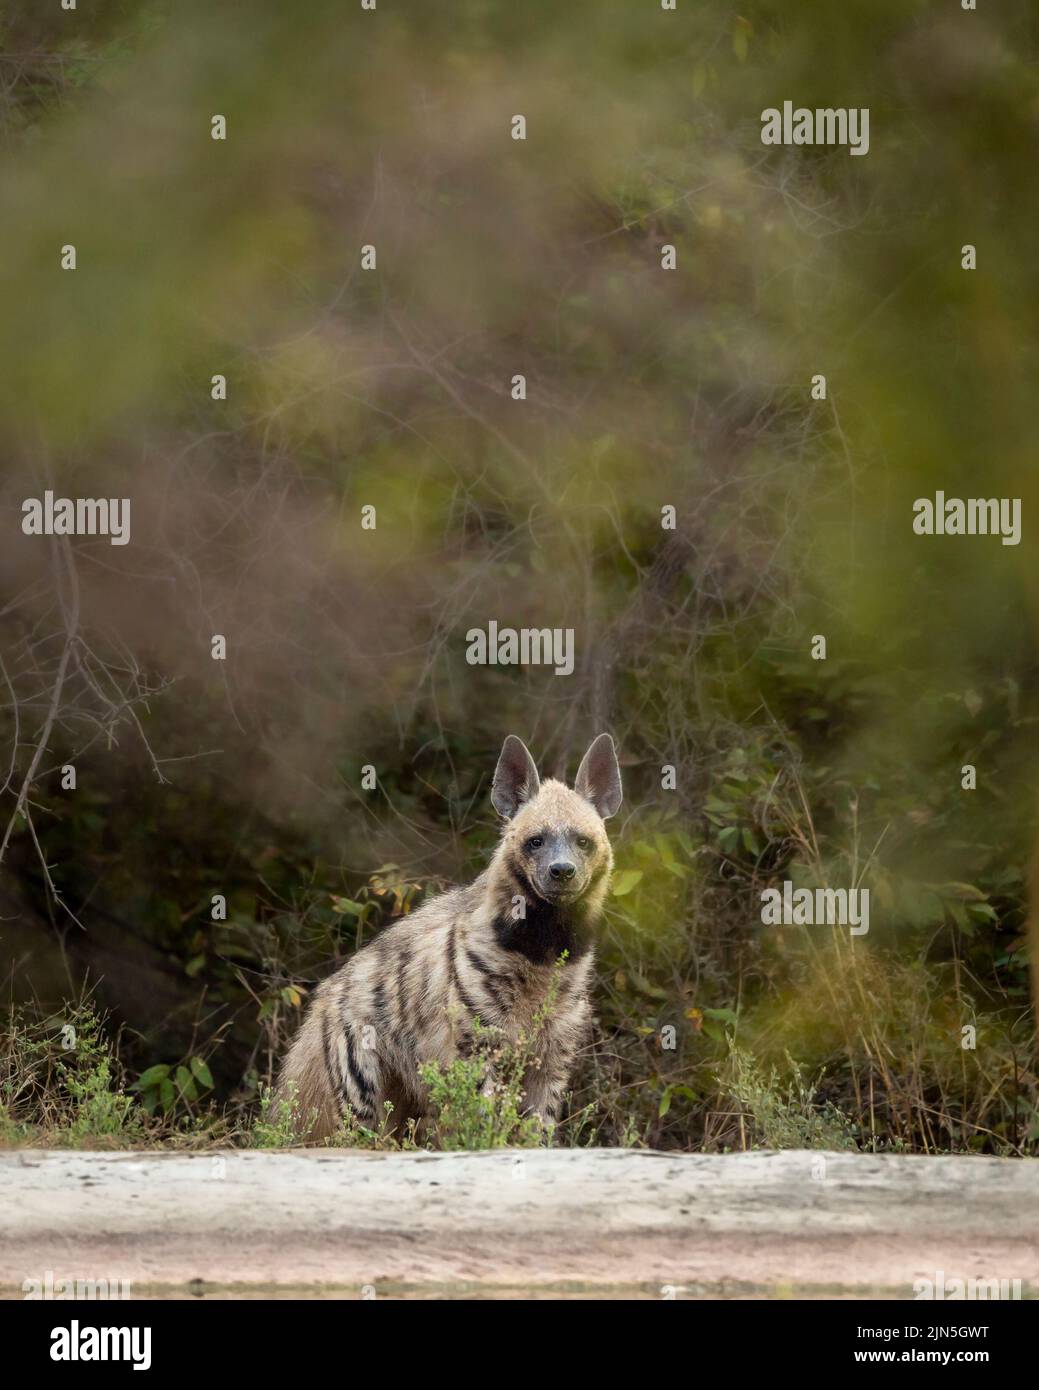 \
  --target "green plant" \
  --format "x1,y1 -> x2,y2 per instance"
48,1006 -> 146,1146
327,1100 -> 420,1150
419,961 -> 569,1150
723,1043 -> 858,1152
251,1082 -> 313,1148
131,1056 -> 214,1116
0,1100 -> 31,1146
